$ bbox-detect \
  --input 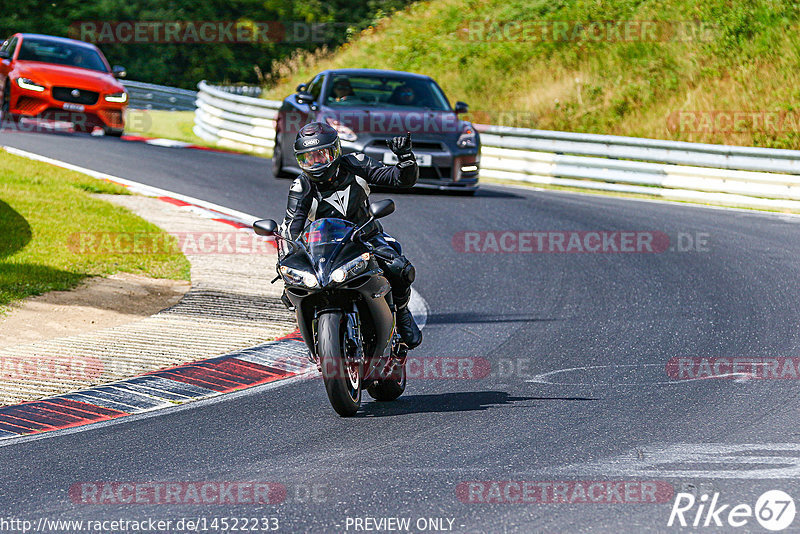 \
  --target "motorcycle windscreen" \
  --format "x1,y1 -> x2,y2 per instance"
302,218 -> 354,270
